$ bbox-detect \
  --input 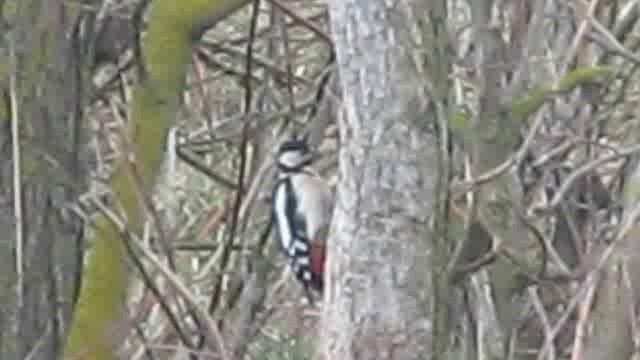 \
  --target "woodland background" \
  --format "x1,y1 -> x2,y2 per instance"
1,0 -> 640,360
